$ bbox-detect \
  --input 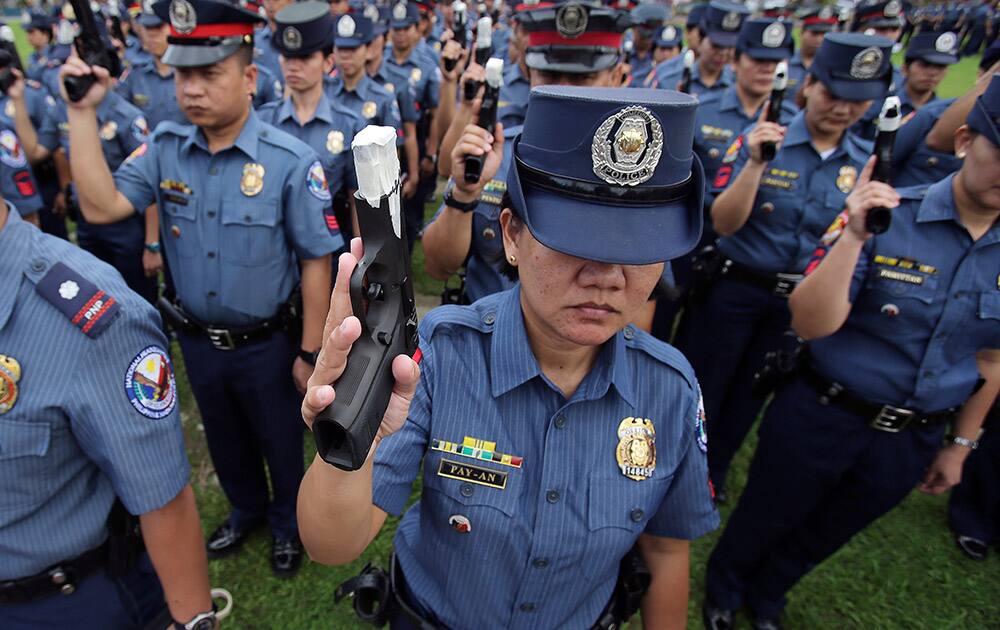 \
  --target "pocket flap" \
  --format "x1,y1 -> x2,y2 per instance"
0,420 -> 50,461
979,292 -> 1000,320
587,475 -> 671,532
423,454 -> 522,517
221,199 -> 279,227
